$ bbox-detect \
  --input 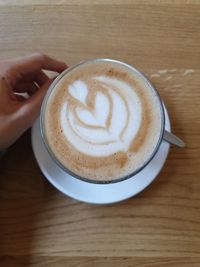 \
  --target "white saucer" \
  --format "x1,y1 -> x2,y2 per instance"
31,107 -> 170,204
